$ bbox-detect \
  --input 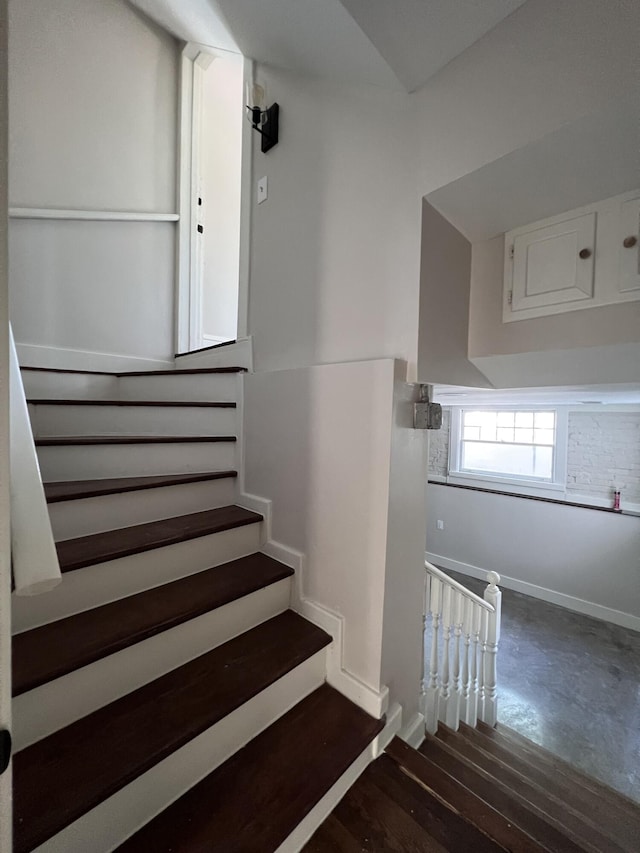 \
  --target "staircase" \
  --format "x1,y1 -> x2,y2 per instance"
306,725 -> 640,851
12,365 -> 385,852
